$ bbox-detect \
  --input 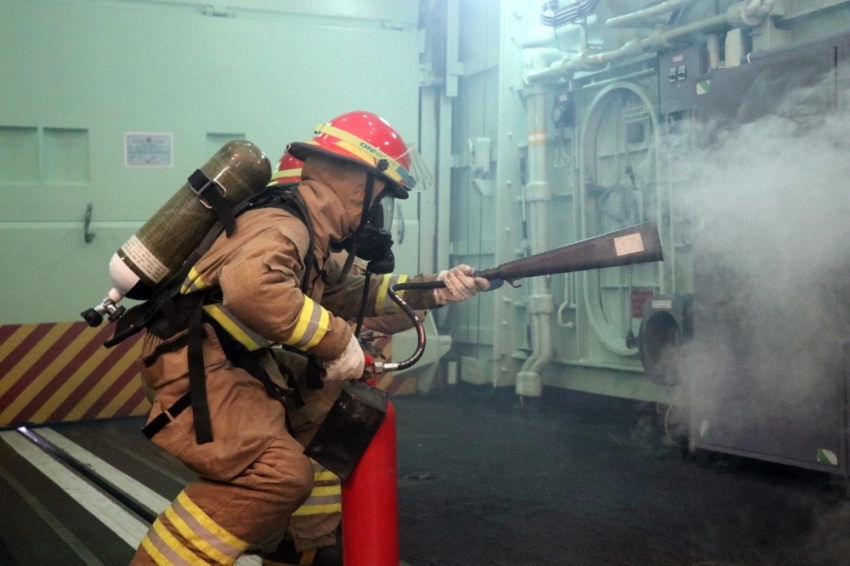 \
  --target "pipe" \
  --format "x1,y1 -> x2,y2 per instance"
517,20 -> 583,49
516,86 -> 554,398
525,0 -> 775,84
17,426 -> 158,523
742,24 -> 849,64
707,33 -> 721,70
605,0 -> 698,29
523,47 -> 570,73
739,0 -> 775,26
